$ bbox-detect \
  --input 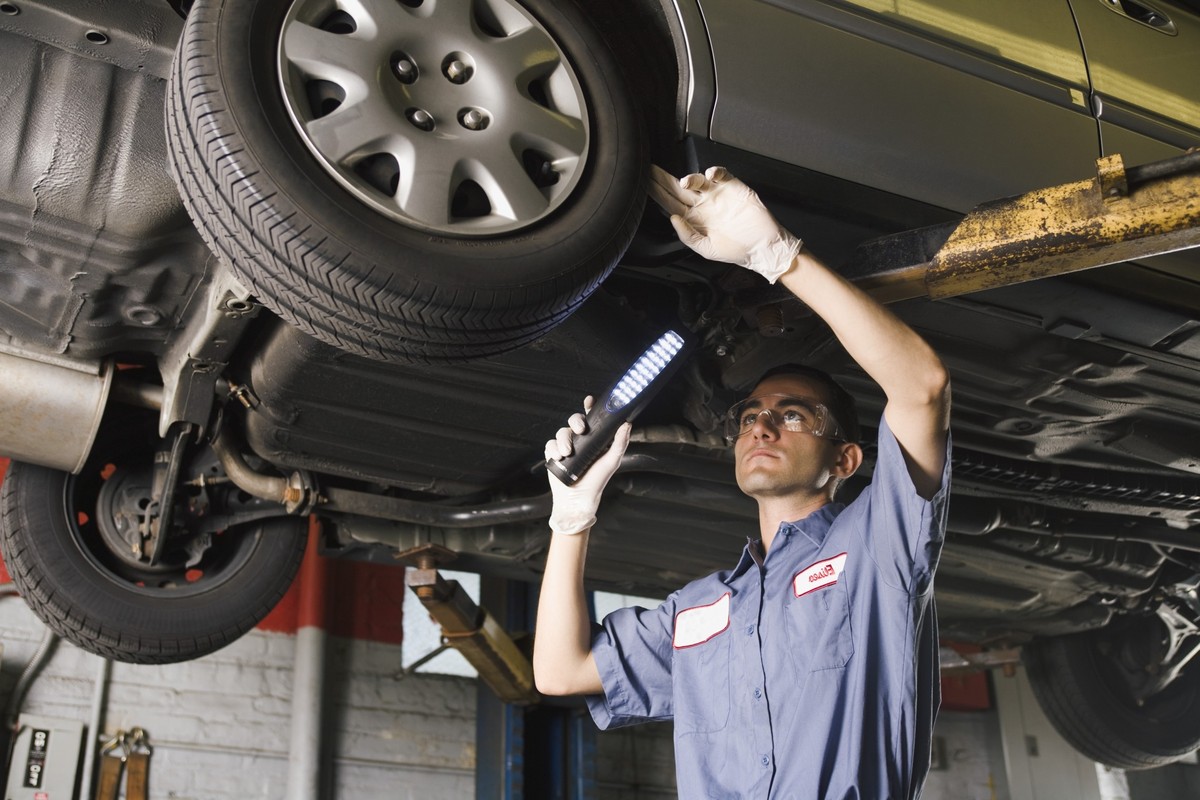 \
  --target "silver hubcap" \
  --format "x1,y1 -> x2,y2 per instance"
278,0 -> 590,236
